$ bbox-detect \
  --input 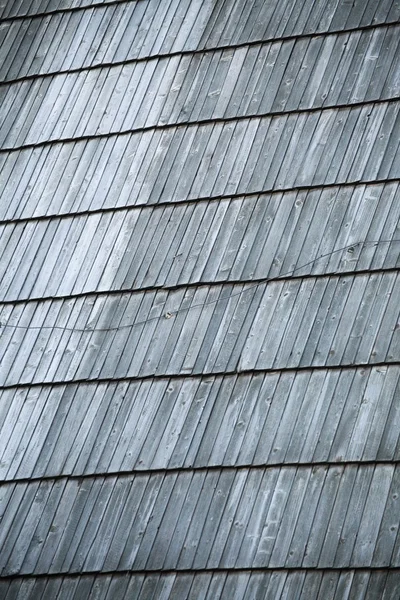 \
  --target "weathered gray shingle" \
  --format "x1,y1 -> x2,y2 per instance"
1,25 -> 399,141
0,465 -> 399,575
1,0 -> 399,64
0,366 -> 398,480
1,102 -> 399,220
0,0 -> 132,19
0,0 -> 399,596
1,271 -> 399,385
0,570 -> 398,599
1,181 -> 399,300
